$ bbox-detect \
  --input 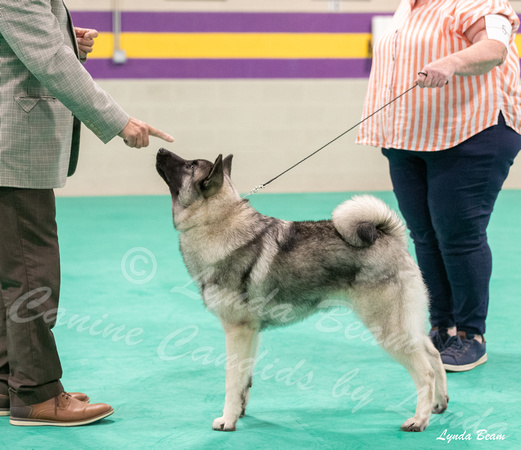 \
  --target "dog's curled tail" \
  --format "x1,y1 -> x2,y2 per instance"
332,195 -> 406,247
